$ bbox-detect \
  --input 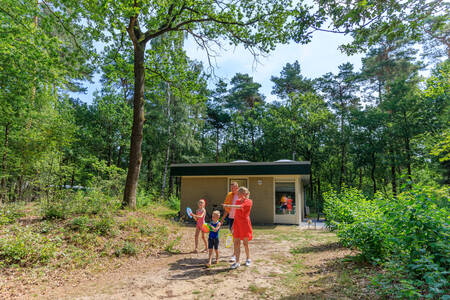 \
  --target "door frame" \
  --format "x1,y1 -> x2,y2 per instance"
273,176 -> 300,224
